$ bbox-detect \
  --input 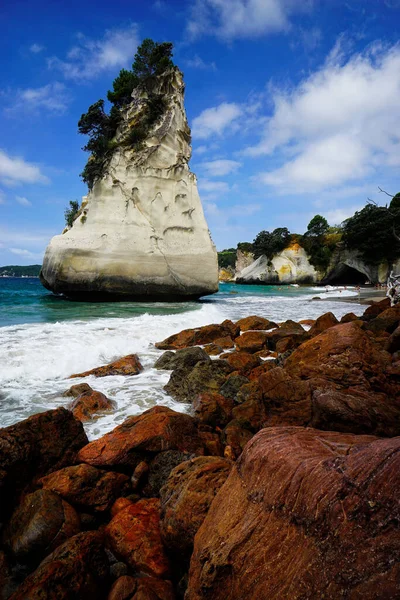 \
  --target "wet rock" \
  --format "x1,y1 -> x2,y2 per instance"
70,354 -> 143,378
234,331 -> 269,353
0,408 -> 88,520
265,324 -> 308,351
308,312 -> 339,337
222,351 -> 261,376
147,451 -> 192,497
192,393 -> 234,428
108,575 -> 137,600
39,464 -> 130,512
68,390 -> 115,422
186,428 -> 400,600
62,383 -> 93,397
155,321 -> 239,350
78,407 -> 204,468
235,315 -> 277,332
160,457 -> 231,555
232,382 -> 267,431
4,489 -> 80,565
9,531 -> 108,600
219,374 -> 249,400
131,461 -> 149,490
154,347 -> 210,370
211,336 -> 234,349
247,360 -> 276,381
164,360 -> 233,402
111,498 -> 134,518
106,498 -> 170,578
